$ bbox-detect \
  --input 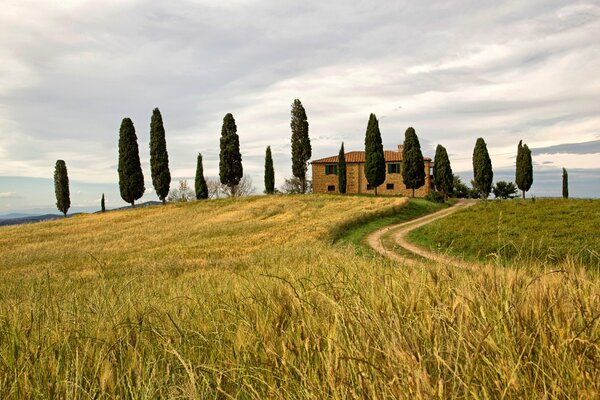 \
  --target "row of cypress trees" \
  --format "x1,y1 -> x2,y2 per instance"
472,138 -> 535,199
338,113 -> 430,197
330,114 -> 537,200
